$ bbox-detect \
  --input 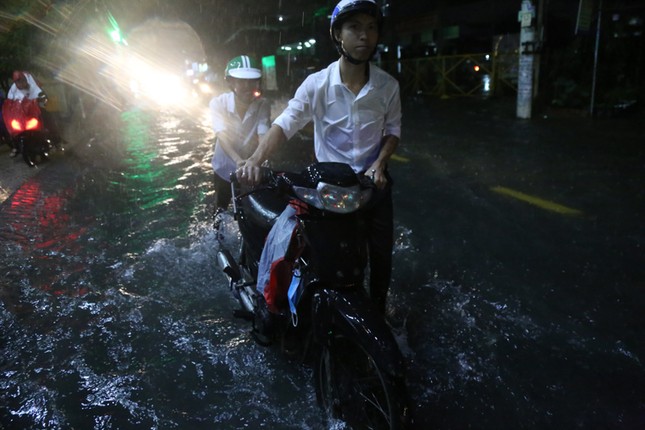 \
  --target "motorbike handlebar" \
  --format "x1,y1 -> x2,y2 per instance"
229,166 -> 275,187
229,162 -> 378,214
230,166 -> 376,191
